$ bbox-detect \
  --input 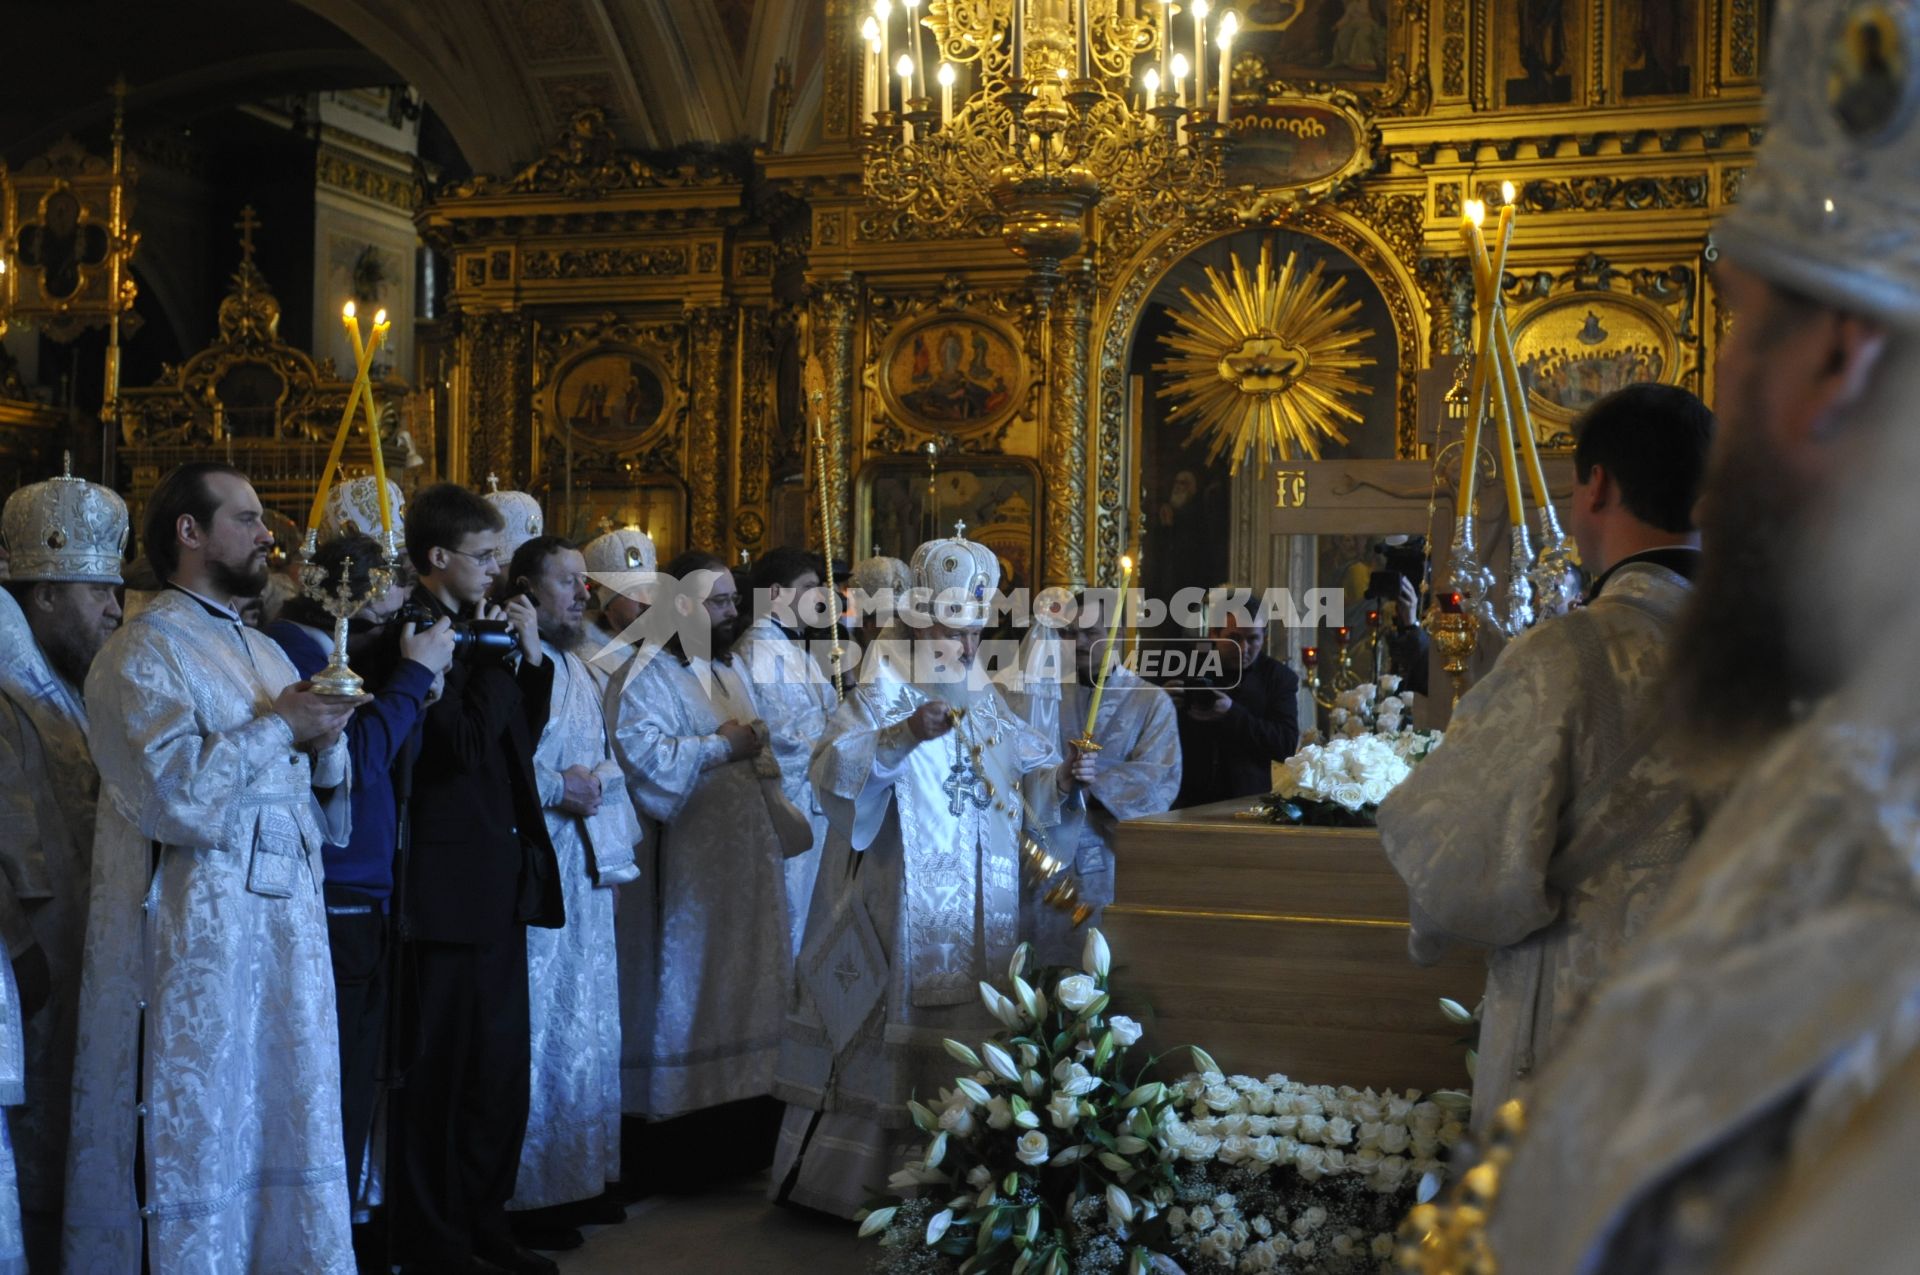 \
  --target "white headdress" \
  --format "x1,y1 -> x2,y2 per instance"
909,522 -> 1000,629
483,473 -> 545,557
0,455 -> 128,585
